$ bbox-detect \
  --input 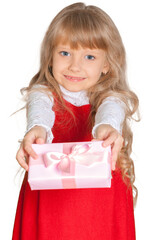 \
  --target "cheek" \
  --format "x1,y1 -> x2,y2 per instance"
53,58 -> 66,72
51,61 -> 59,78
52,59 -> 60,74
92,65 -> 103,79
